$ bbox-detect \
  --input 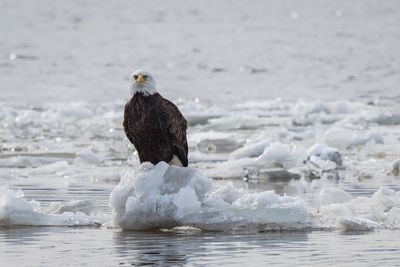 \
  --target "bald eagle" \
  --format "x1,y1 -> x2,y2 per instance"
123,70 -> 188,167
